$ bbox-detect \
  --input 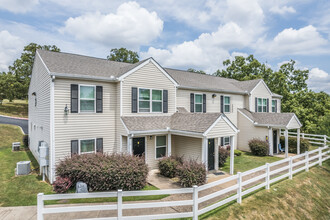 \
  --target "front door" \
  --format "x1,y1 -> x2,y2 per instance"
208,138 -> 215,170
132,137 -> 145,157
273,130 -> 277,154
